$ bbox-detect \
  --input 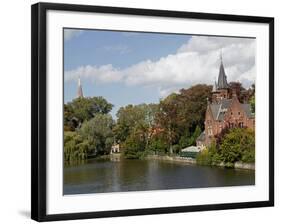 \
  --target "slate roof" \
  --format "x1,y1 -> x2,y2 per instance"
197,131 -> 206,142
217,62 -> 228,89
241,104 -> 254,118
209,99 -> 253,121
210,104 -> 220,119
